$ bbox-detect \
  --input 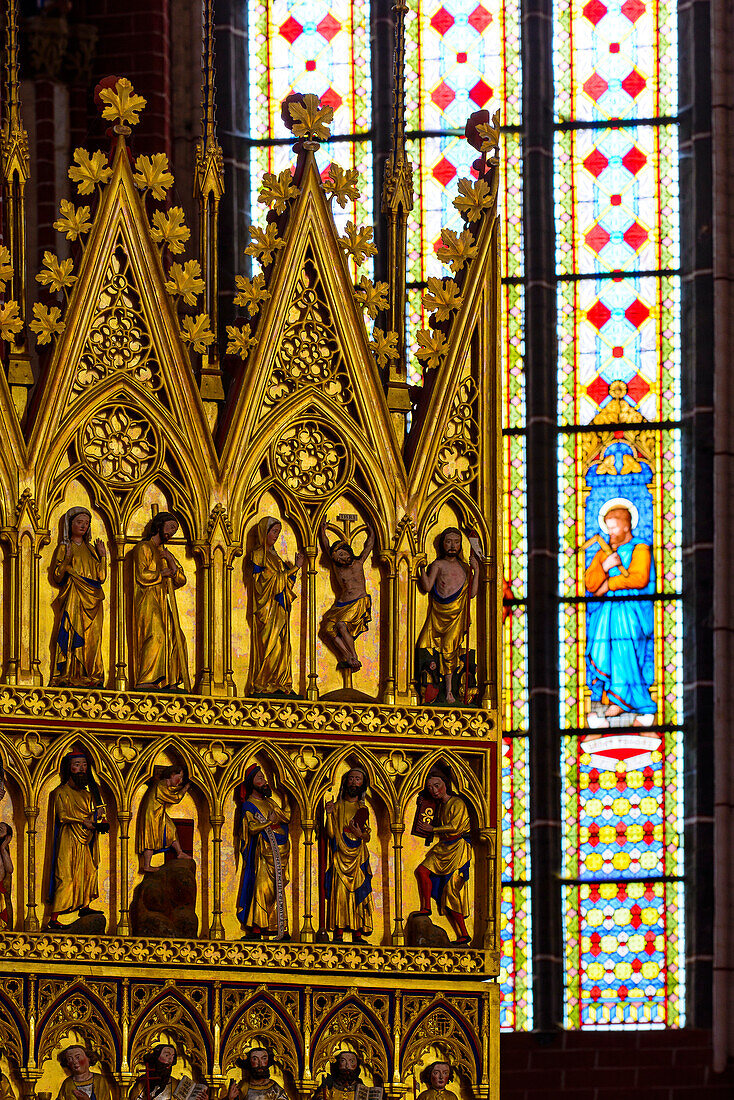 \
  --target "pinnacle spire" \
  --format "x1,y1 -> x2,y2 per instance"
381,0 -> 414,442
1,0 -> 33,420
195,0 -> 226,422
